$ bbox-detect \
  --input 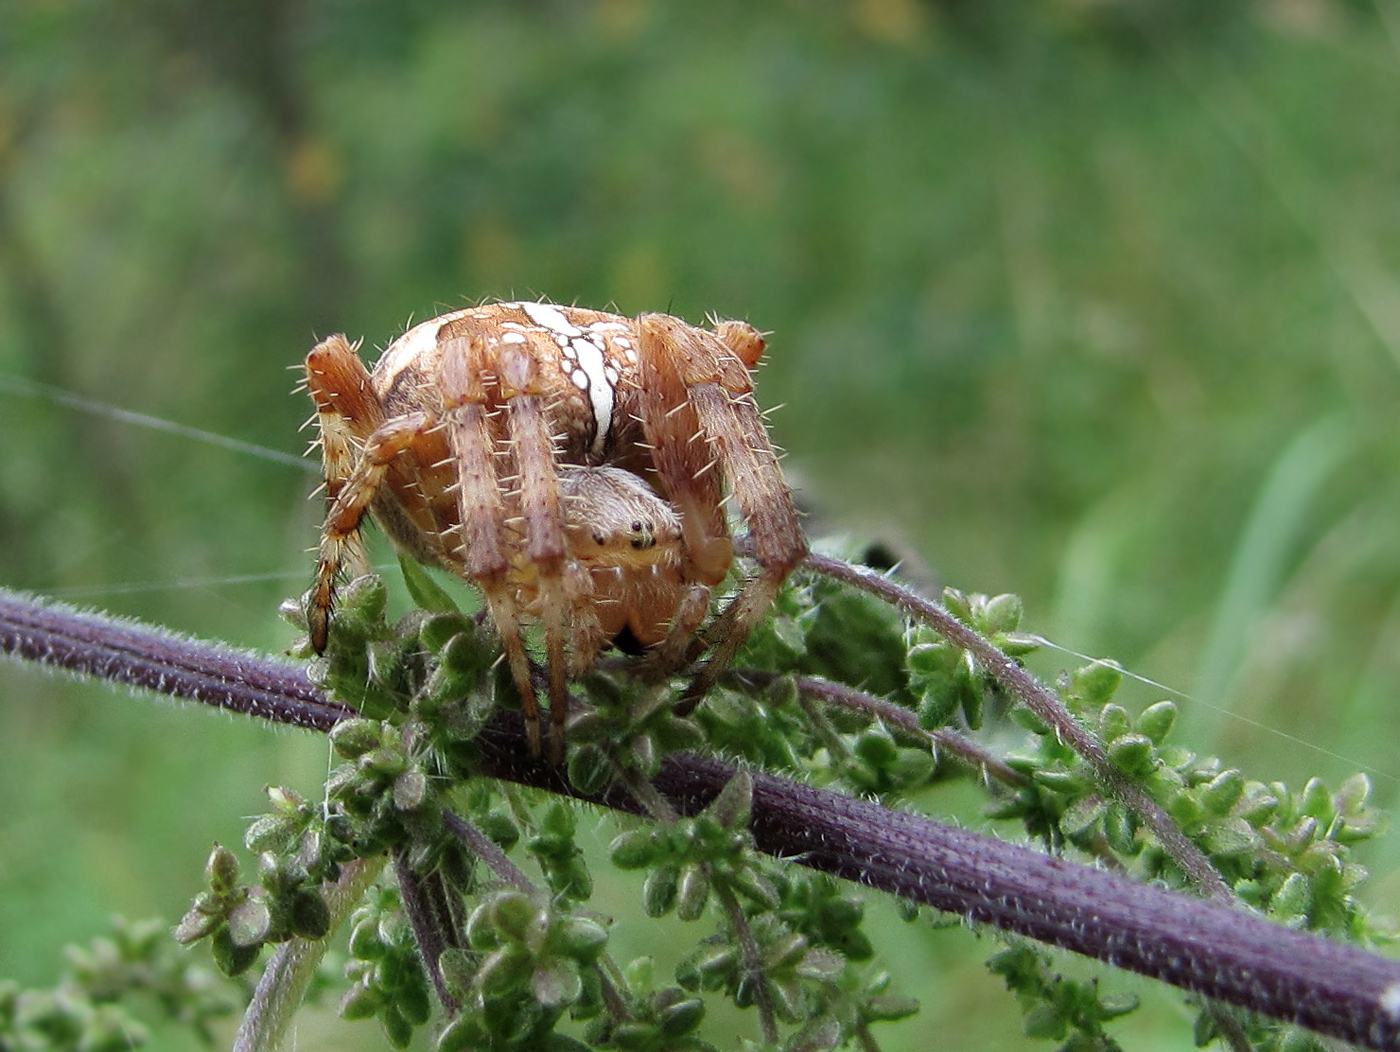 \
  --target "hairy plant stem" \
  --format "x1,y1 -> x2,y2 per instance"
442,810 -> 533,891
392,847 -> 460,1015
716,878 -> 780,1045
232,856 -> 386,1052
5,588 -> 1400,1049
